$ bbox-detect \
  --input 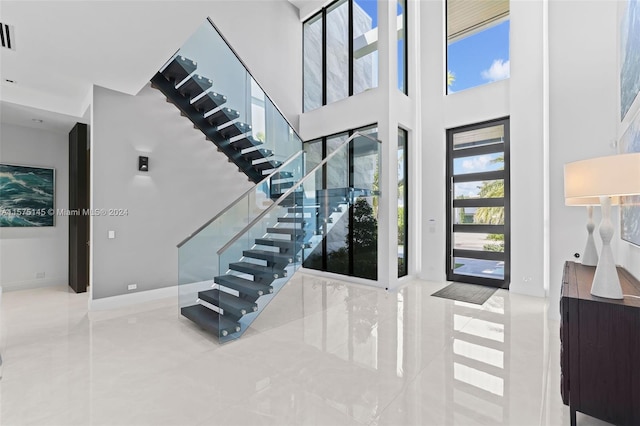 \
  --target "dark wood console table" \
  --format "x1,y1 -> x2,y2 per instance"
560,261 -> 640,425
